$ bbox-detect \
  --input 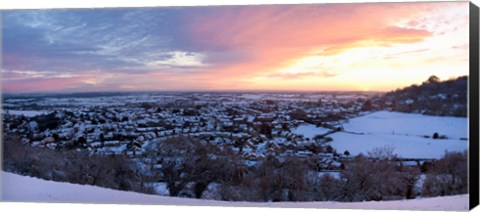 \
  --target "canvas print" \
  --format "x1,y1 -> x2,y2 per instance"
0,1 -> 473,211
